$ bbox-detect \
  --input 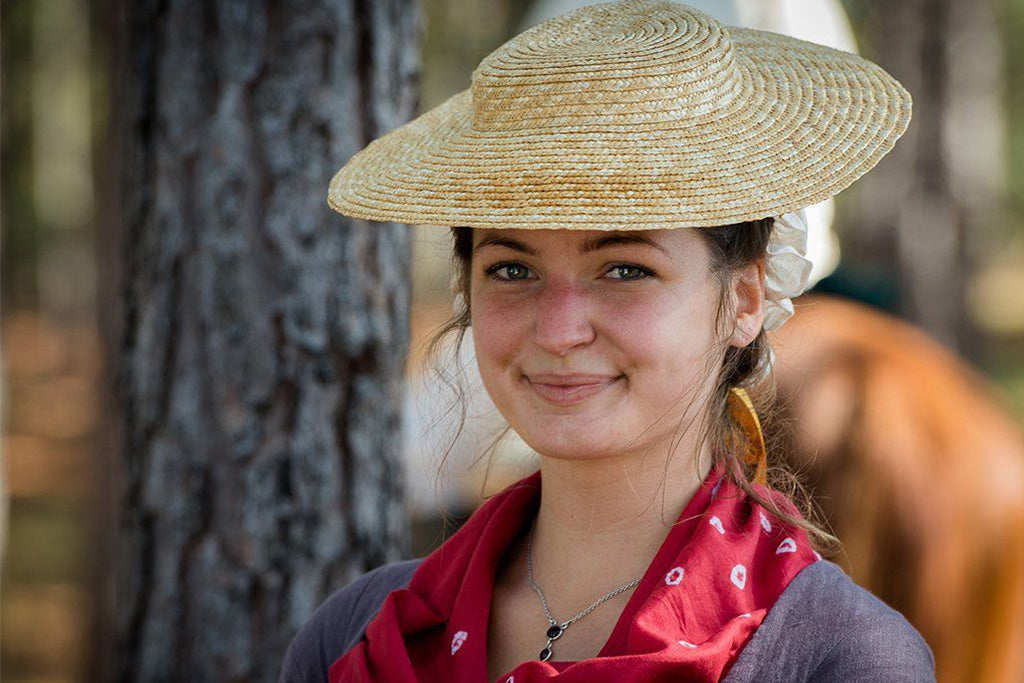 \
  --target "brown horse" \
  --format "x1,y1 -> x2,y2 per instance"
769,293 -> 1024,683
